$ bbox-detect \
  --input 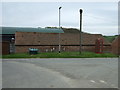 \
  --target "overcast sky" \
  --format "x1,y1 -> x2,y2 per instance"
1,2 -> 118,35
